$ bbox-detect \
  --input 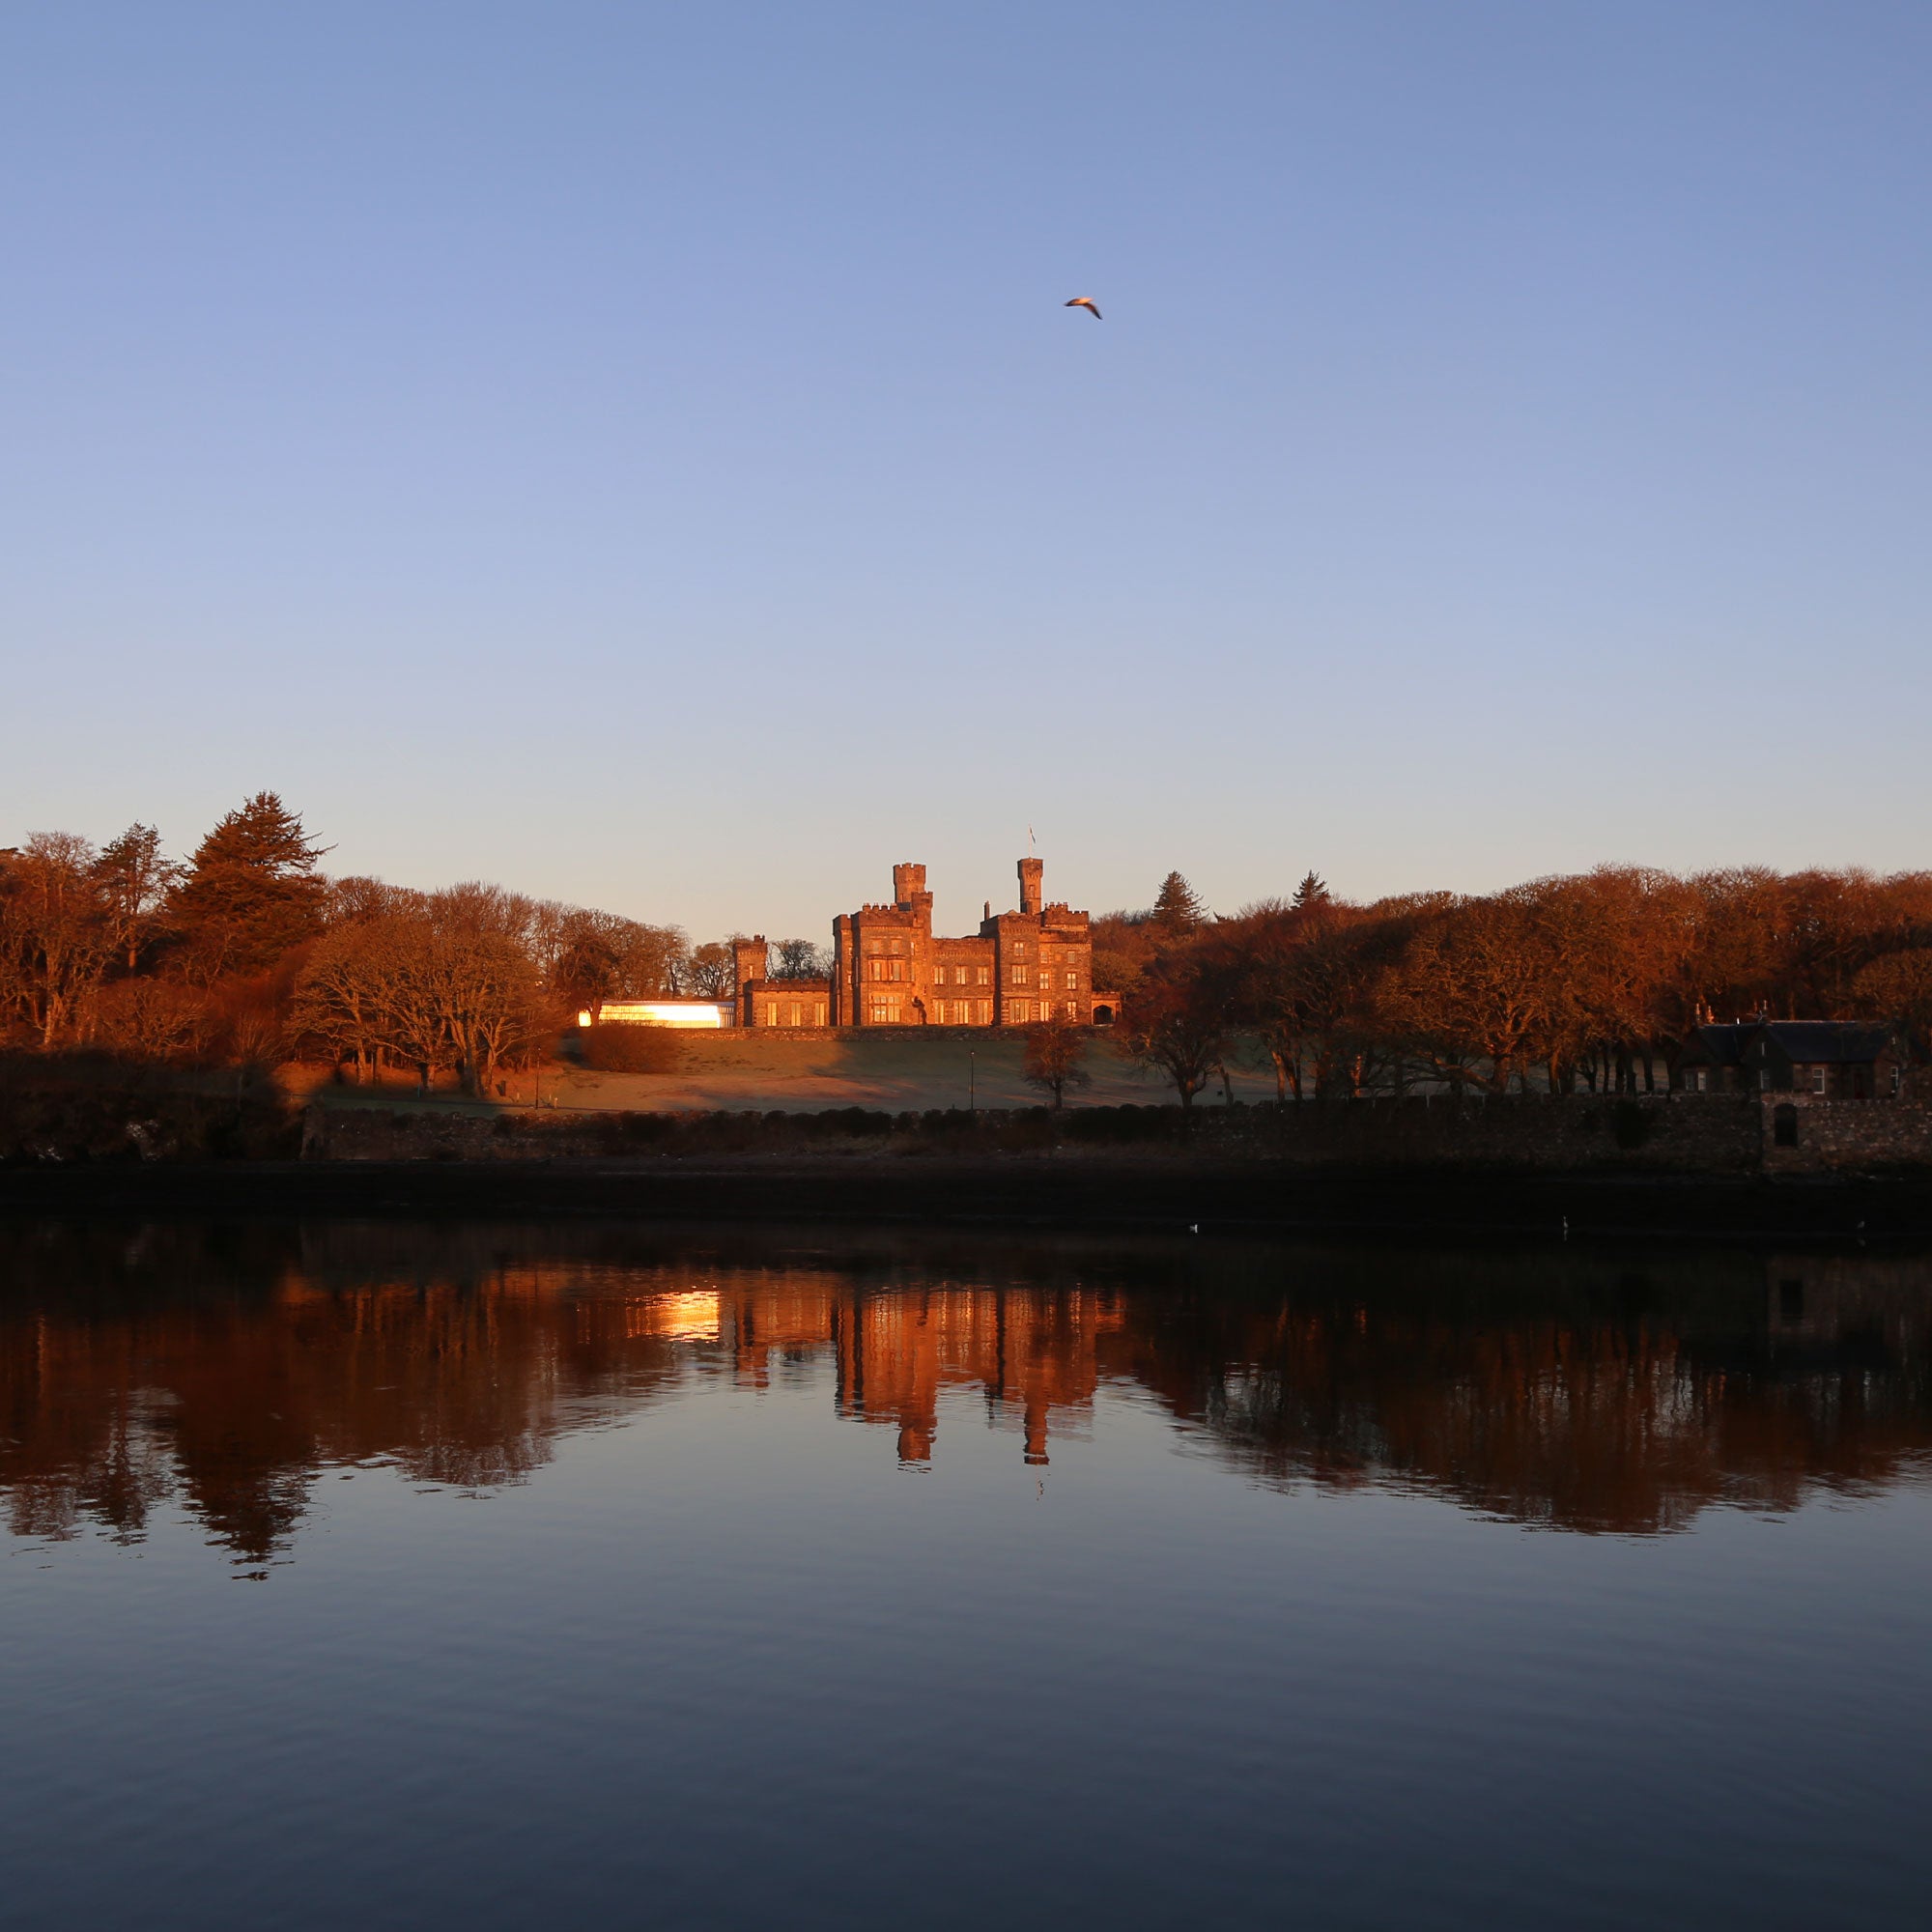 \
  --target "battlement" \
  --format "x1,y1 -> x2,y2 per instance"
740,858 -> 1114,1031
